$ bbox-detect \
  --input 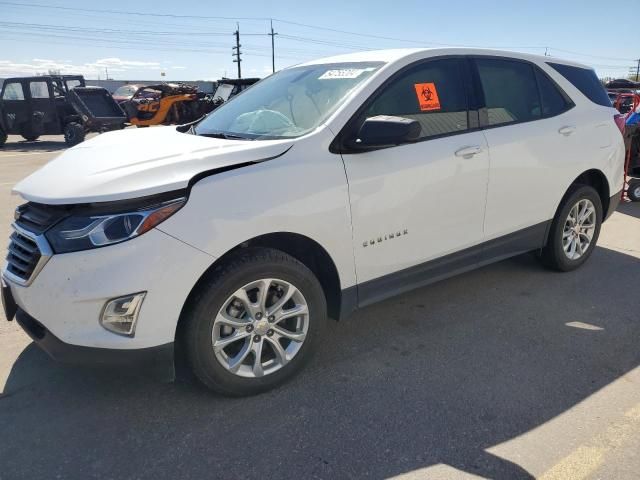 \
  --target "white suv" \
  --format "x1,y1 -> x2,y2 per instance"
2,48 -> 625,396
